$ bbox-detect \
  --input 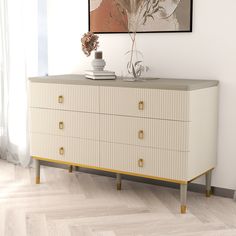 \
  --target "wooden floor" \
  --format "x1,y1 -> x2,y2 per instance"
0,160 -> 236,236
